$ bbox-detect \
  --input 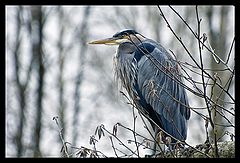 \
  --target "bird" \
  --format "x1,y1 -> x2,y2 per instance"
88,29 -> 191,153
